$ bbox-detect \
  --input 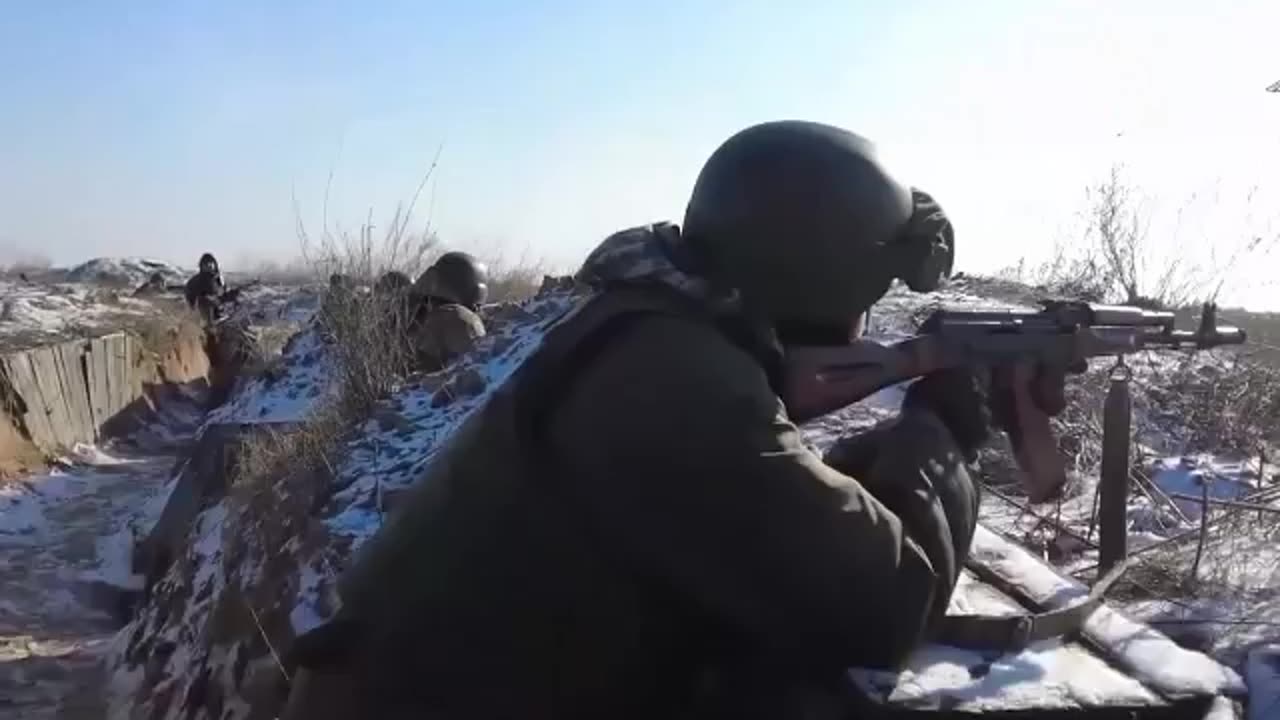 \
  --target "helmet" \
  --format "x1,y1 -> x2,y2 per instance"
375,270 -> 411,294
681,120 -> 953,335
198,253 -> 219,275
415,251 -> 489,309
